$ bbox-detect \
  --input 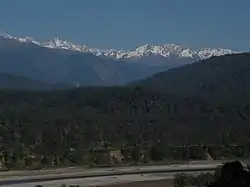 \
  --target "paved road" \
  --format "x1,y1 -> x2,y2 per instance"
4,172 -> 207,187
0,160 -> 224,178
0,160 -> 247,186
